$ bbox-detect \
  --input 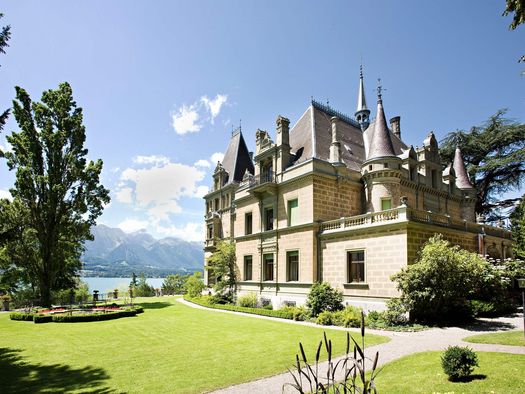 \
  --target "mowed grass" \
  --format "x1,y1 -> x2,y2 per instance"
0,297 -> 388,393
463,330 -> 525,347
373,351 -> 525,393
